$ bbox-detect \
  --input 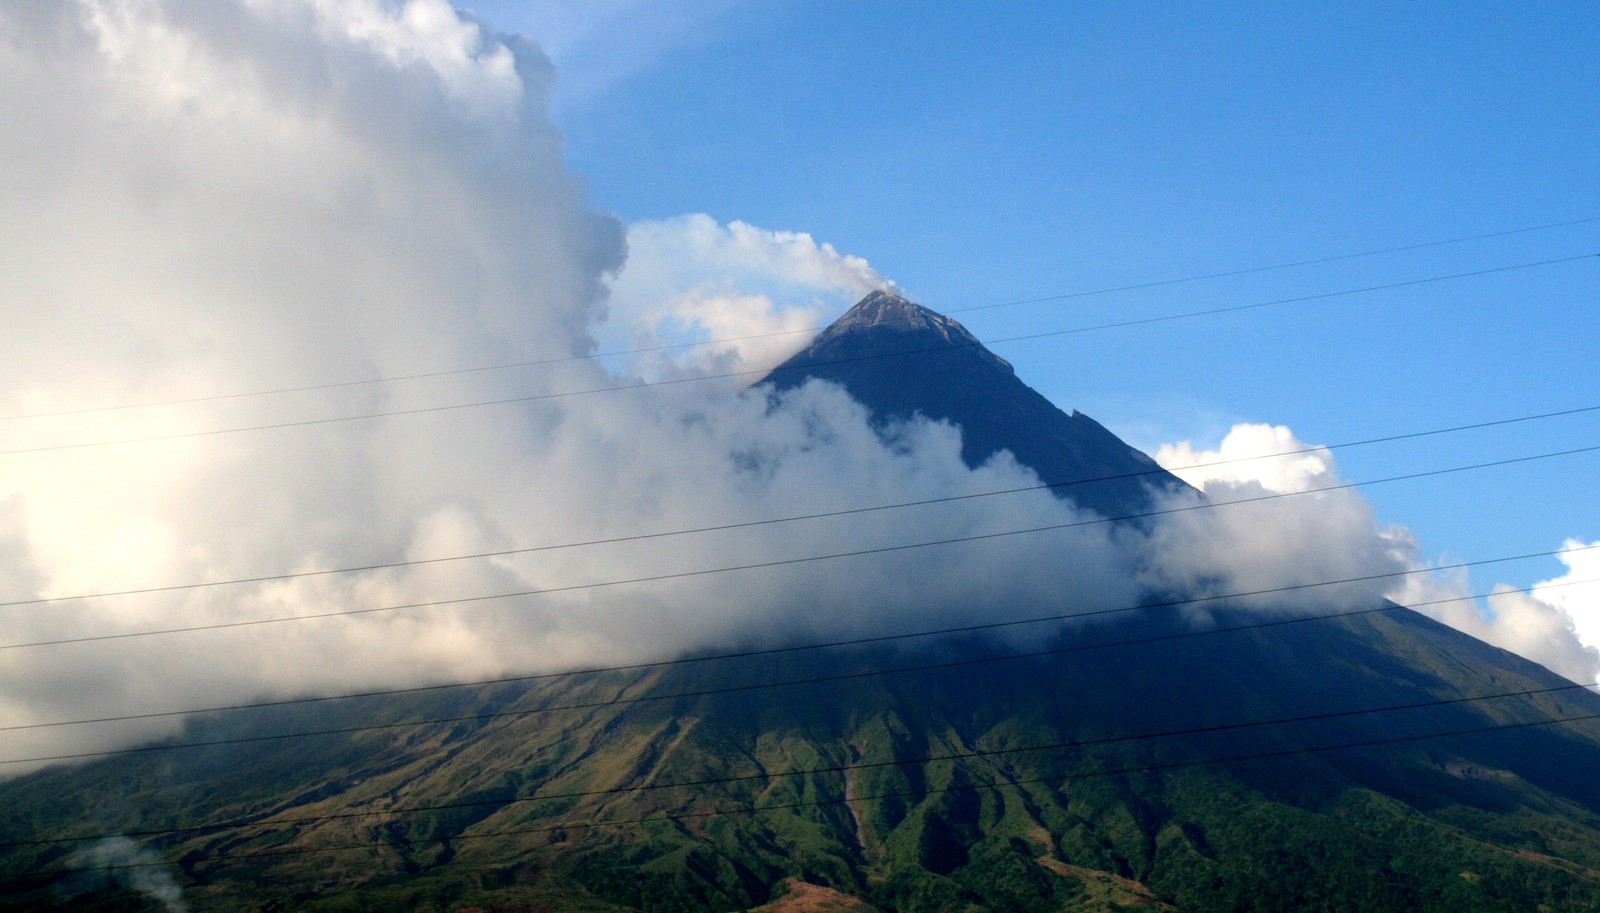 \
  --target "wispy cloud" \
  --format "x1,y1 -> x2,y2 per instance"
74,837 -> 188,913
467,0 -> 748,108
